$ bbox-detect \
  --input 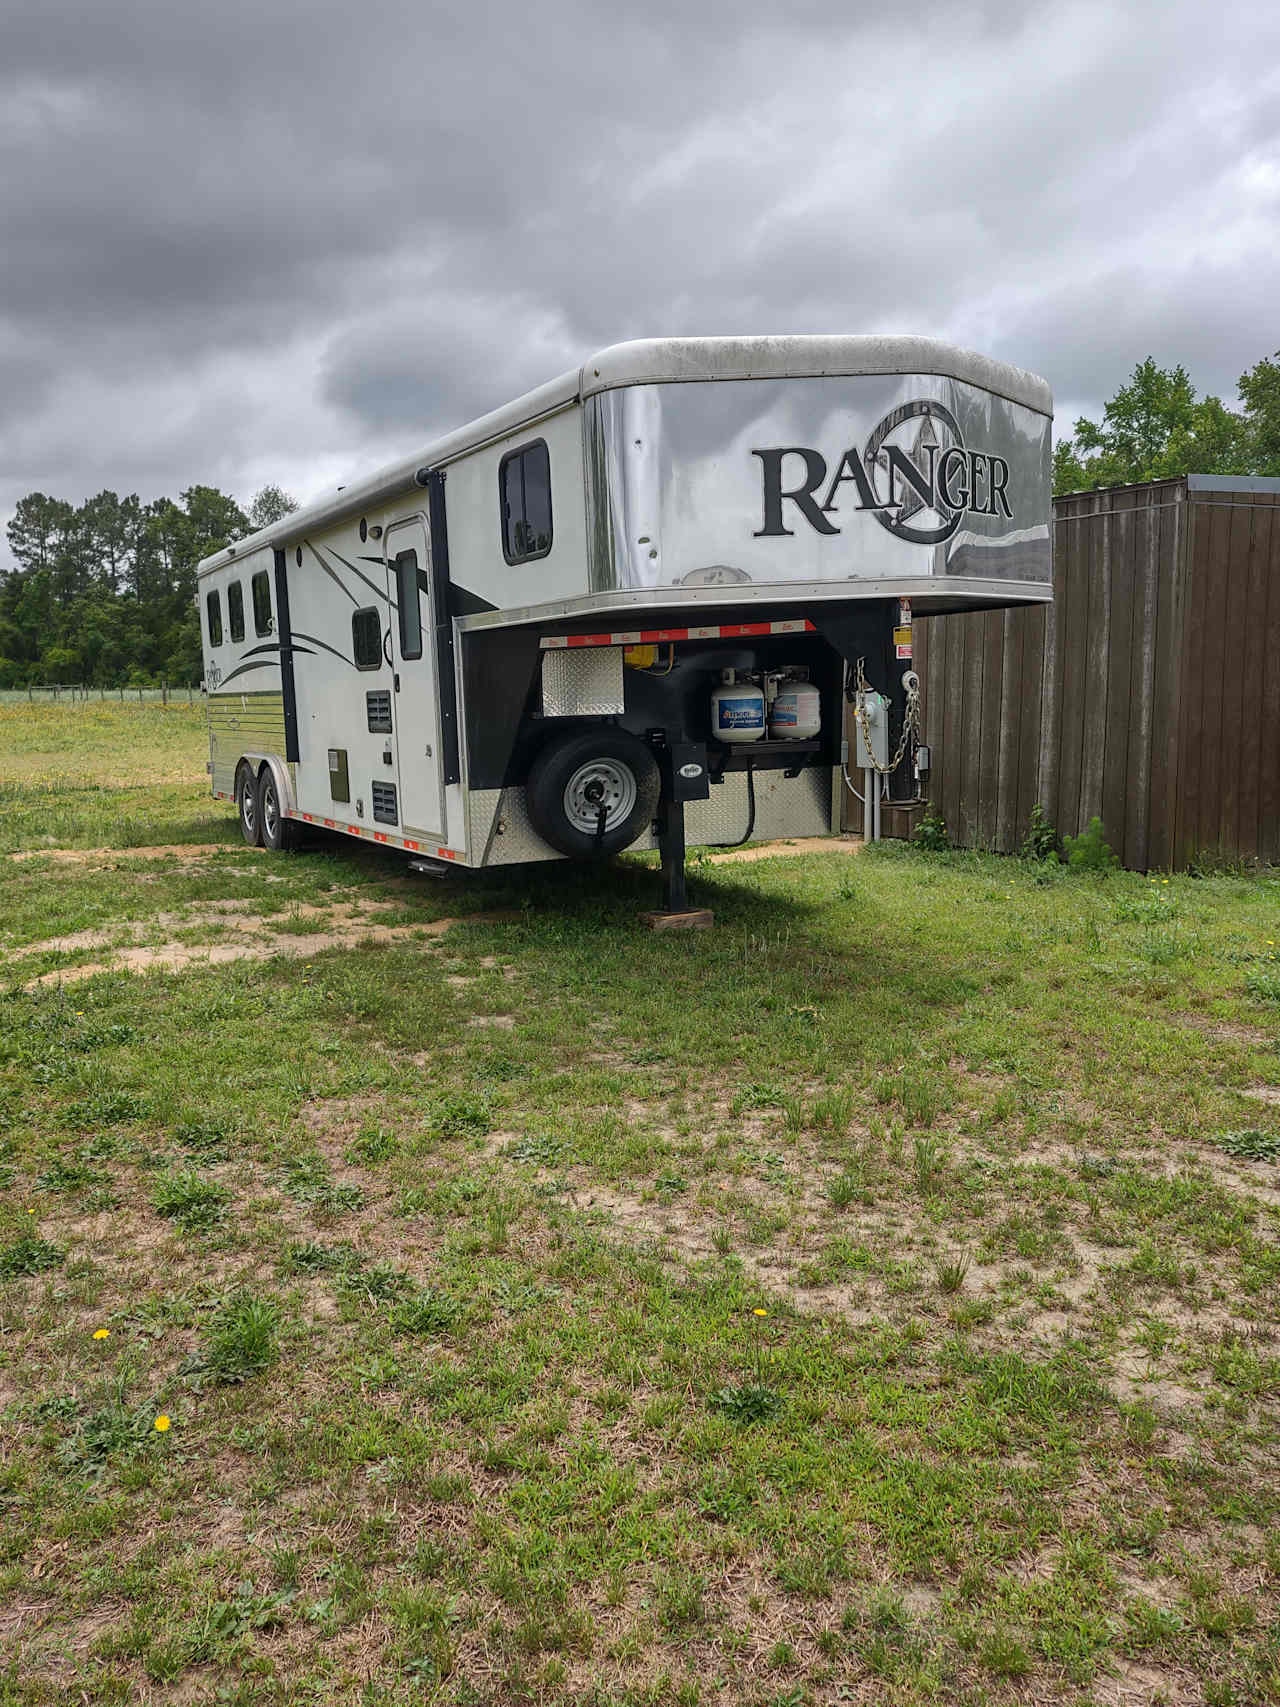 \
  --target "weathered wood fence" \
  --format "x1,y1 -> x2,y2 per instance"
913,475 -> 1280,870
